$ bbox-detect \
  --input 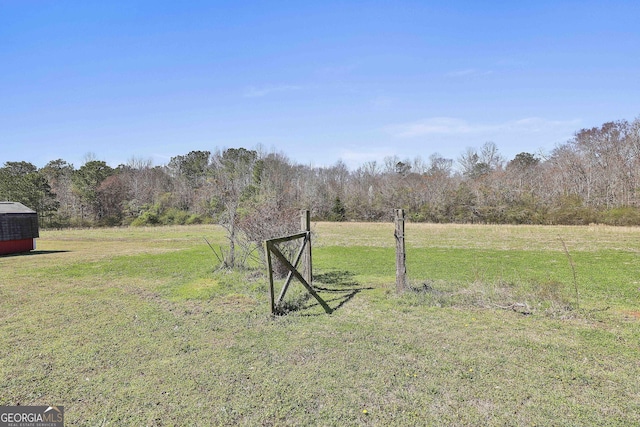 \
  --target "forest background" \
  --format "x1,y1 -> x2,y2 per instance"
2,116 -> 640,231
